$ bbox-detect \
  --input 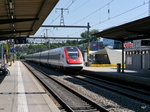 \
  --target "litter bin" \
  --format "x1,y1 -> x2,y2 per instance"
117,63 -> 121,72
85,62 -> 89,66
